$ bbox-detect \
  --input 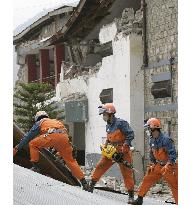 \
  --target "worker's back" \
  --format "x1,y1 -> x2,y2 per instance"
40,118 -> 65,134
